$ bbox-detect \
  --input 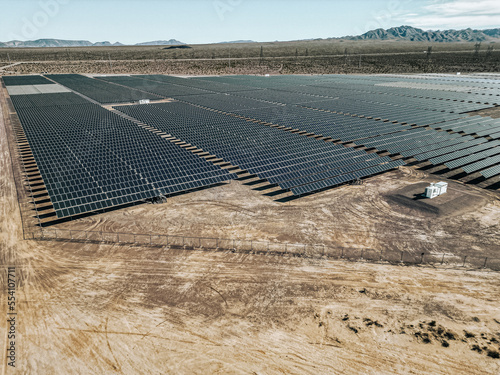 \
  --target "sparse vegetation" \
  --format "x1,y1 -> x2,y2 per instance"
1,40 -> 499,75
487,350 -> 500,359
465,331 -> 476,339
